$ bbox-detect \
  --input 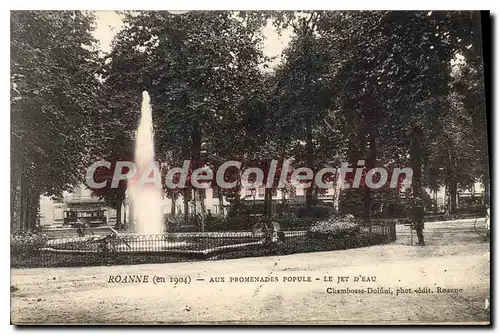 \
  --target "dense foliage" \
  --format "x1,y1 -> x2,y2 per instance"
11,11 -> 488,231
